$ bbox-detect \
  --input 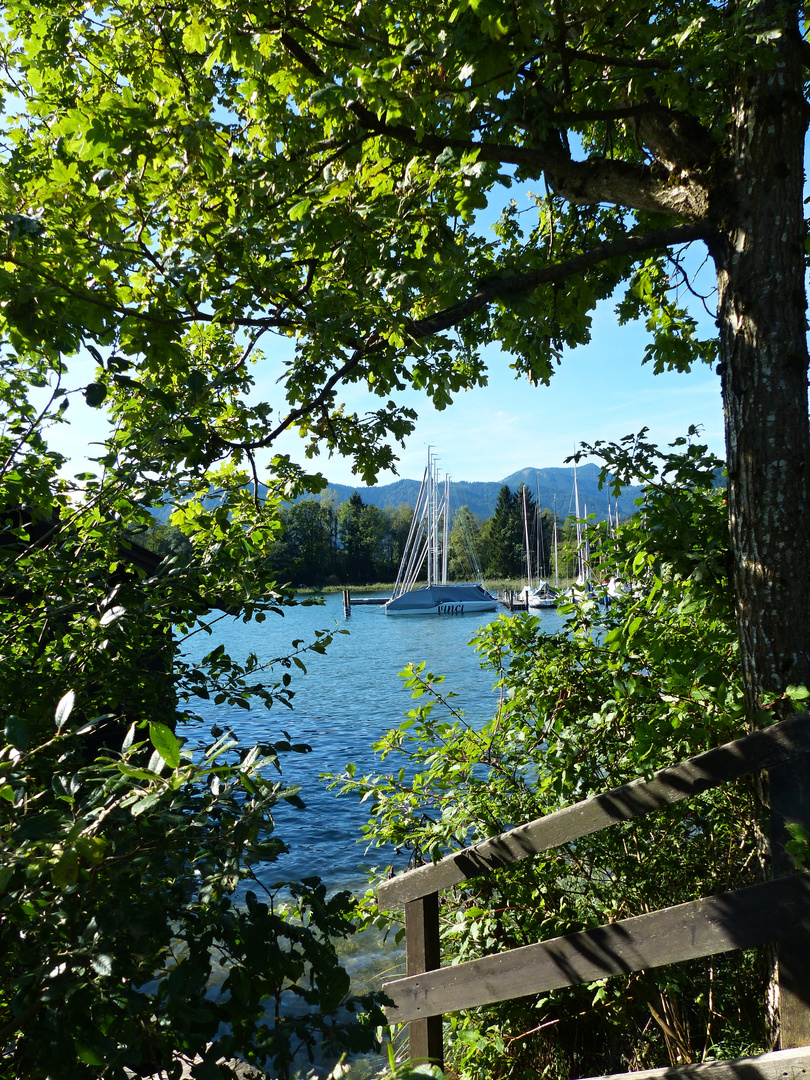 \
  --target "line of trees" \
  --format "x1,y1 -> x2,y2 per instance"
143,485 -> 605,588
268,493 -> 412,586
